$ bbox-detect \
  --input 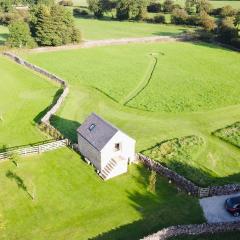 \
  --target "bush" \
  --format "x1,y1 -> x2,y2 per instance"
7,21 -> 36,48
197,29 -> 215,41
153,14 -> 165,23
73,8 -> 89,16
147,2 -> 161,13
199,11 -> 216,31
218,17 -> 238,43
186,15 -> 200,26
220,5 -> 236,17
0,10 -> 29,25
59,0 -> 73,6
171,8 -> 189,24
163,0 -> 174,13
195,0 -> 212,14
